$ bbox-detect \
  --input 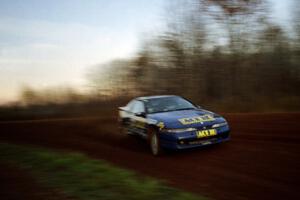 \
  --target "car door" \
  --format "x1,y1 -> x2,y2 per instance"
131,100 -> 148,138
119,100 -> 136,134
